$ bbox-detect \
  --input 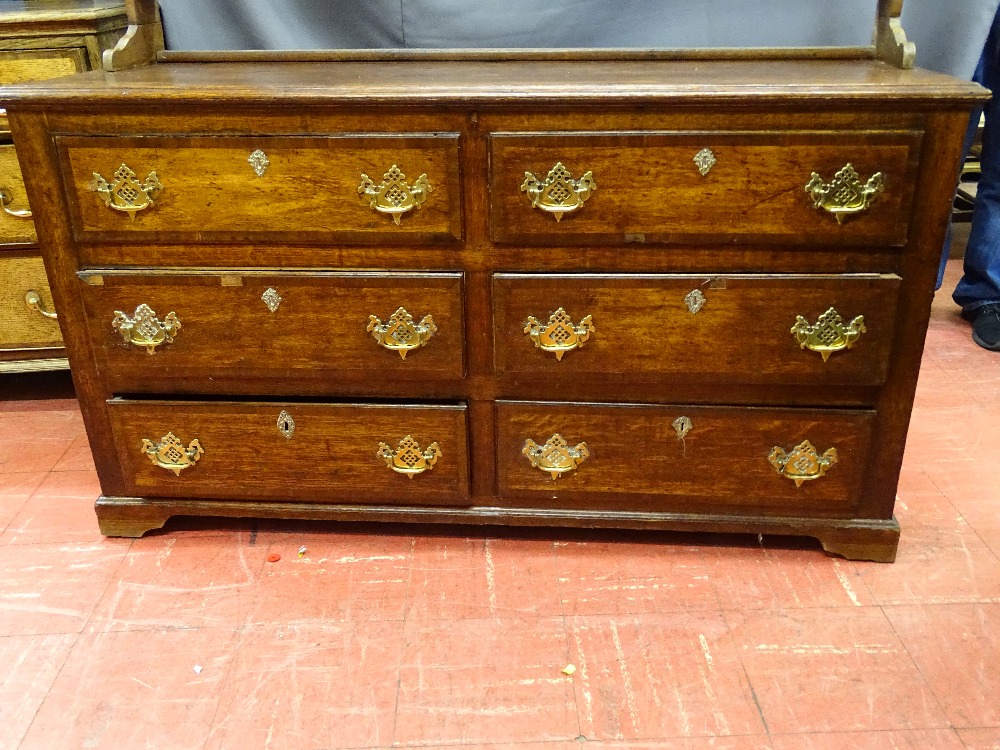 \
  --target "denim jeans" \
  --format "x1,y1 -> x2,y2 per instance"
942,8 -> 1000,313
